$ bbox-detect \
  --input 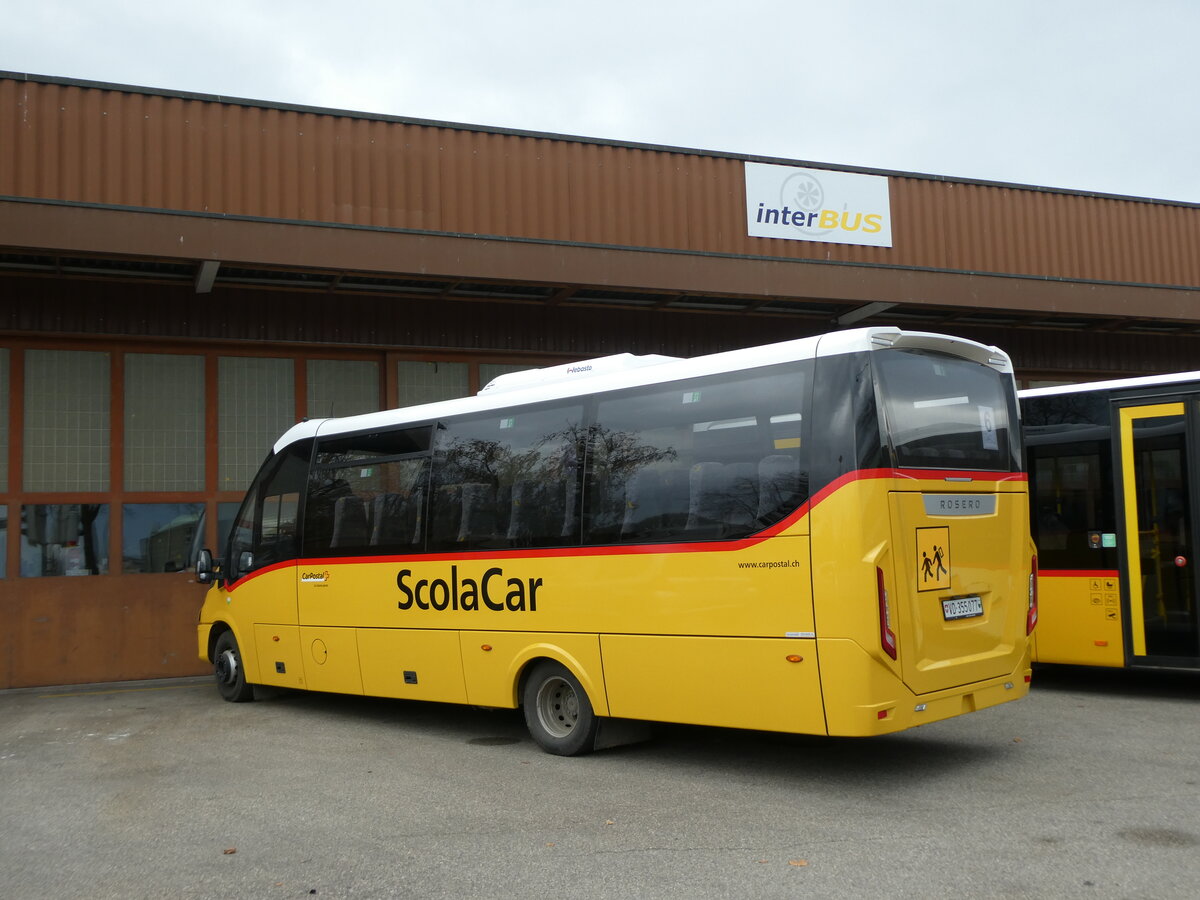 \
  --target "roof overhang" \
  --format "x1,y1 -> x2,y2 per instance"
2,197 -> 1198,334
